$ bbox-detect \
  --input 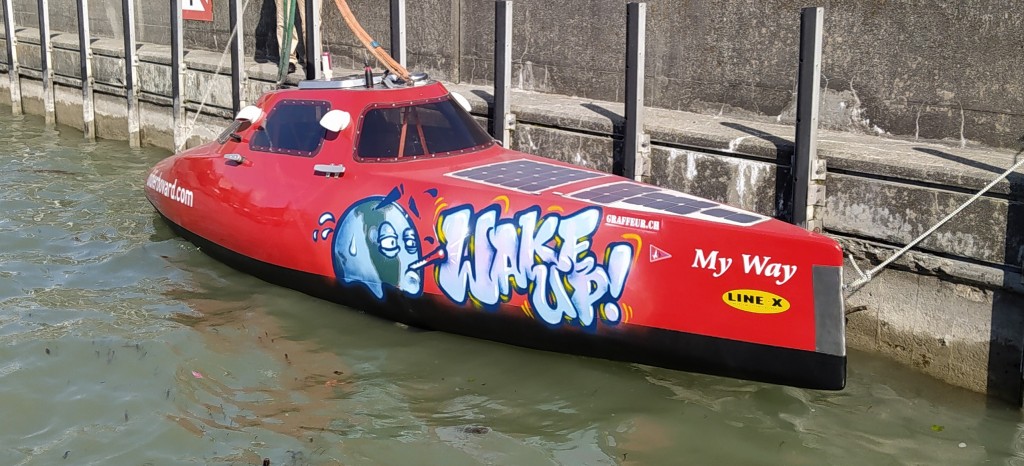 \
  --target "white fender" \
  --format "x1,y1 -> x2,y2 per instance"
320,110 -> 352,132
